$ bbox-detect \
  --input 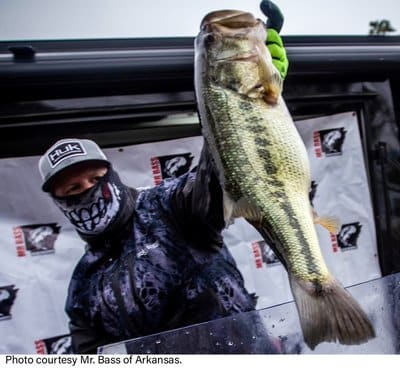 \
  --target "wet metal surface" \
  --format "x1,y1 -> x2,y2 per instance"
99,273 -> 400,354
